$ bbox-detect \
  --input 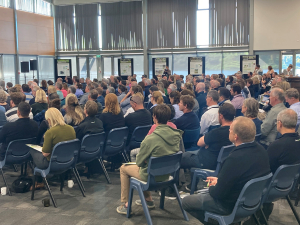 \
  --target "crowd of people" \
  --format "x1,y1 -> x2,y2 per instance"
0,65 -> 300,224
